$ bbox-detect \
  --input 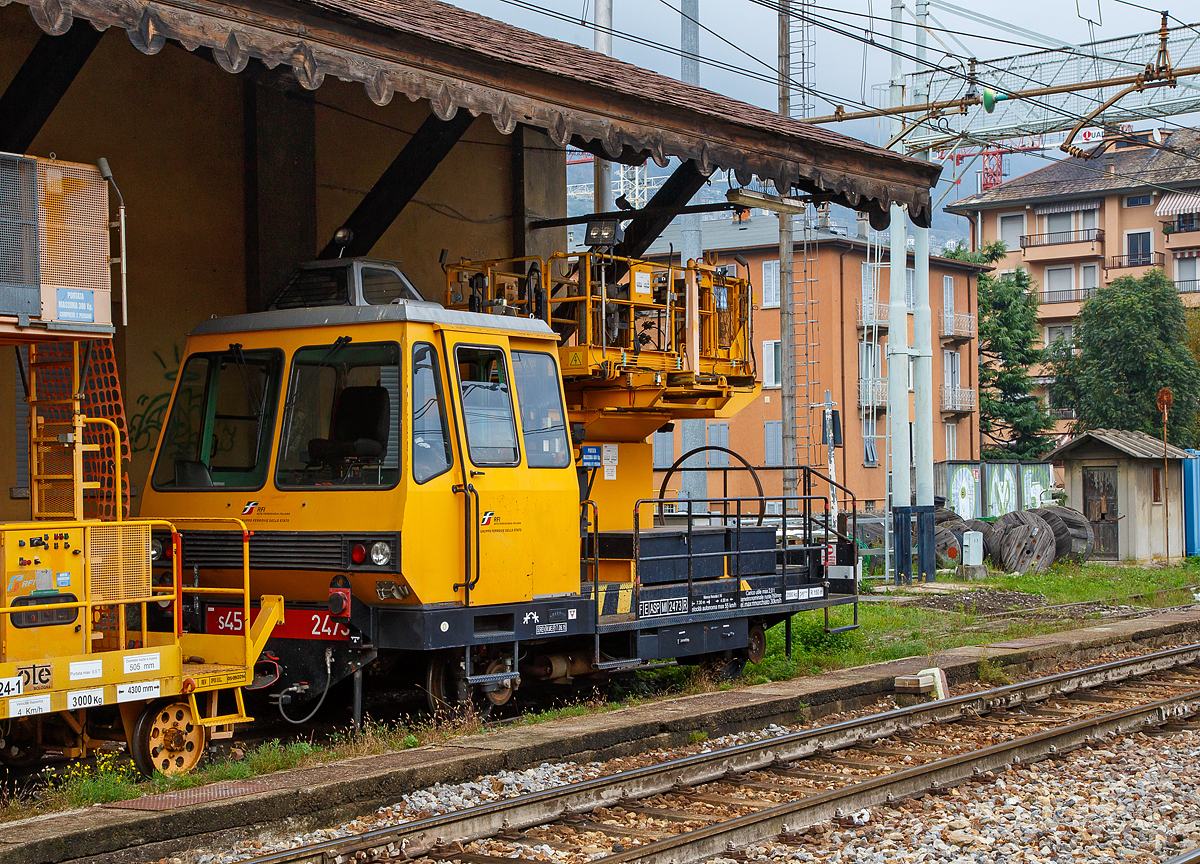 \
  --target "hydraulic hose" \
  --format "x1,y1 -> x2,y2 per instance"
278,648 -> 333,726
